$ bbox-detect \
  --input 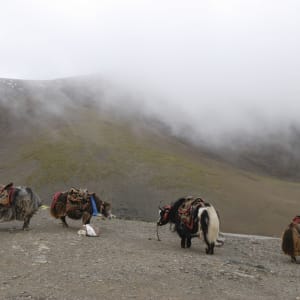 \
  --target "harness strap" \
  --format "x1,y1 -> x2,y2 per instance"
90,195 -> 99,216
